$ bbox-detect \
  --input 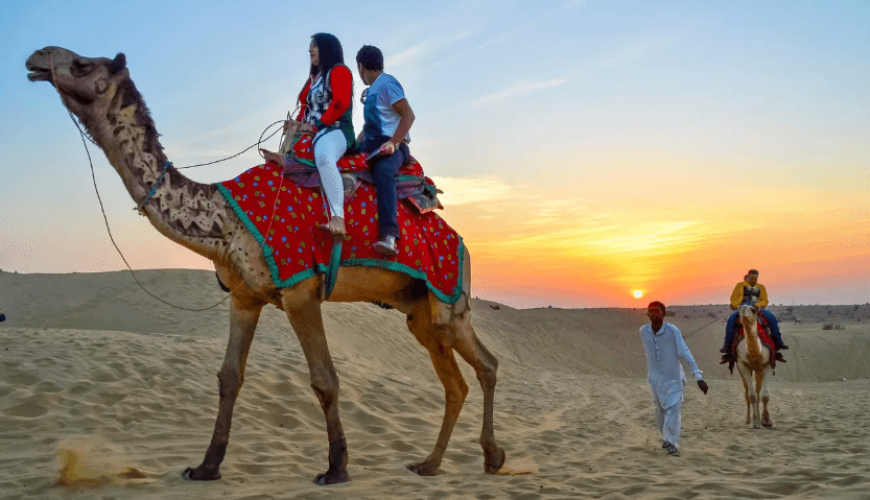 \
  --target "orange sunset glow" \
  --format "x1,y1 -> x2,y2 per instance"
2,2 -> 867,310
